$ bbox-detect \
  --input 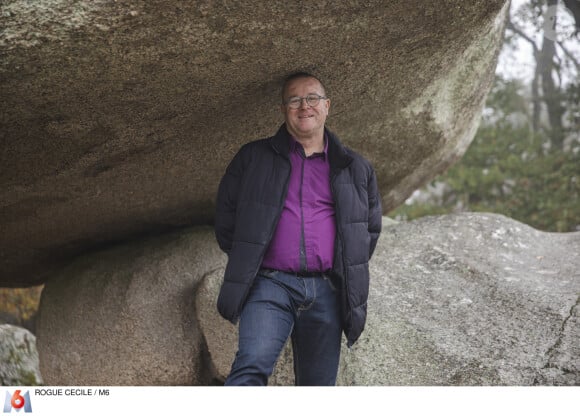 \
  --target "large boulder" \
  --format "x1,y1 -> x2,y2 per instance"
201,213 -> 580,385
36,213 -> 580,385
0,324 -> 43,386
0,0 -> 509,286
36,227 -> 225,385
343,213 -> 580,385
